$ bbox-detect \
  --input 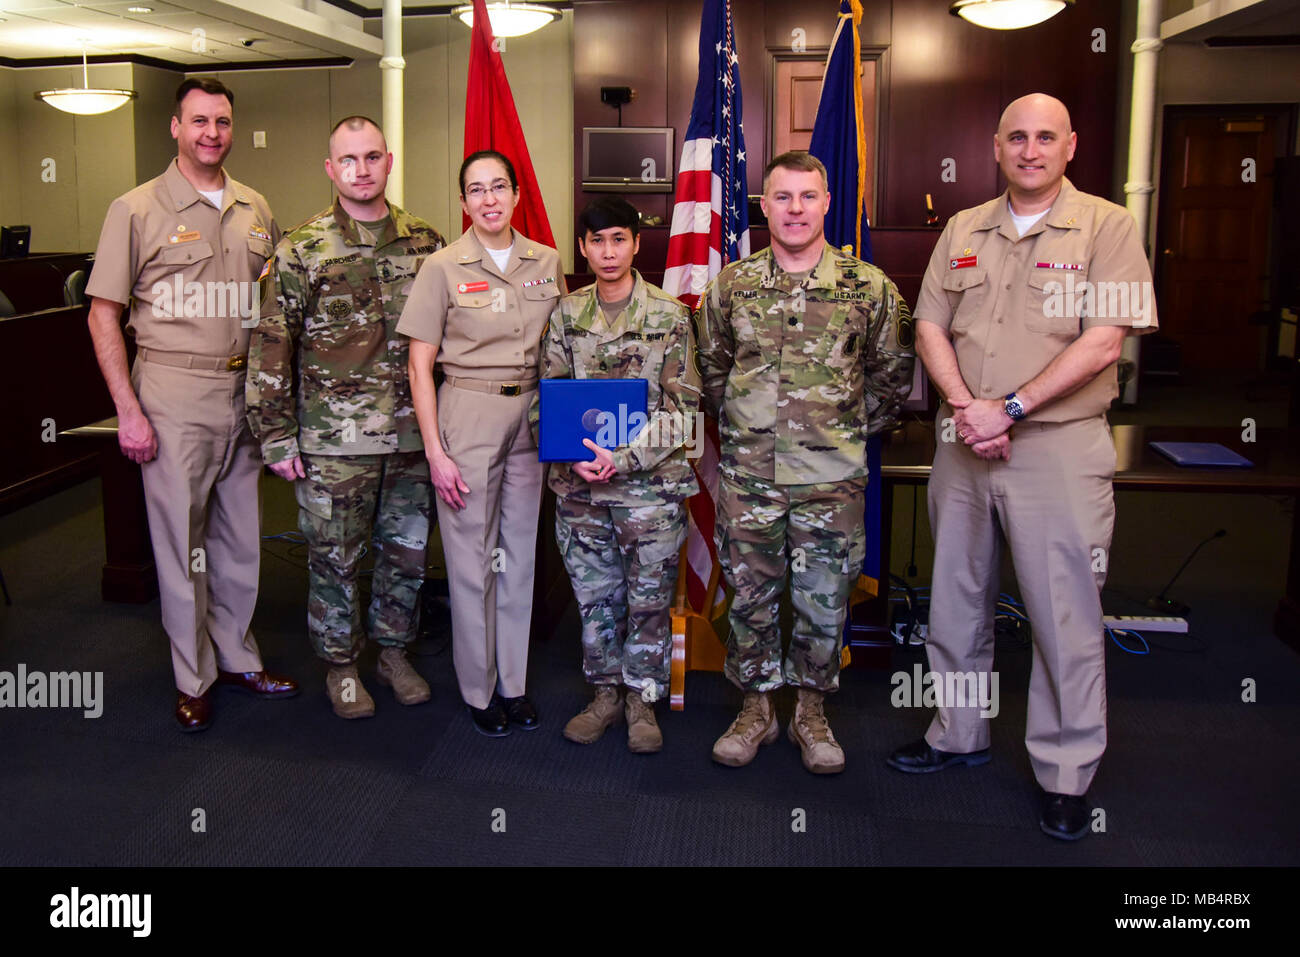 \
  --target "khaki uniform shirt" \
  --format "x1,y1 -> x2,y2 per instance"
535,269 -> 701,507
396,228 -> 565,380
86,158 -> 279,358
914,178 -> 1158,422
245,200 -> 446,464
697,243 -> 915,486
